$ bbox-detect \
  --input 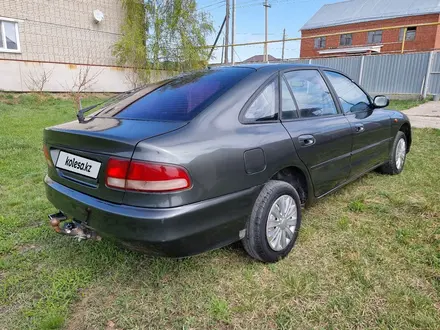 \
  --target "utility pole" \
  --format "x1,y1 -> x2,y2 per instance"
263,0 -> 271,62
225,0 -> 230,64
221,37 -> 225,63
231,0 -> 236,64
281,28 -> 286,61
